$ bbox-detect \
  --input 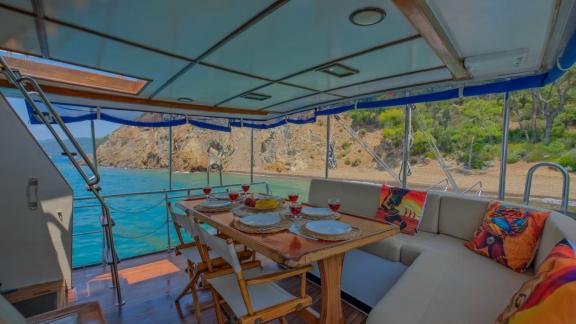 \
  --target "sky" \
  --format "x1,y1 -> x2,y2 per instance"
9,97 -> 120,140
